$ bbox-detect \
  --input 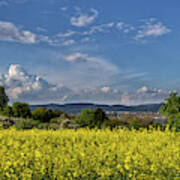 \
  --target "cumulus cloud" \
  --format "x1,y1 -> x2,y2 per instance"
120,86 -> 169,105
0,64 -> 71,103
0,21 -> 36,43
0,65 -> 170,104
134,19 -> 171,40
70,8 -> 98,27
101,86 -> 110,93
